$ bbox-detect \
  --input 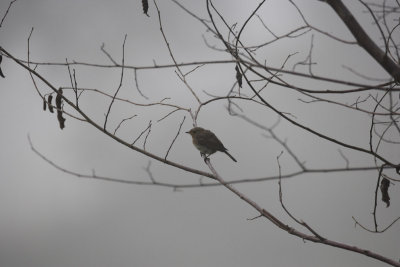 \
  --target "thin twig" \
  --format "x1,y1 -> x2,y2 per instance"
0,0 -> 17,28
352,215 -> 400,233
113,114 -> 137,135
277,151 -> 325,240
104,34 -> 127,130
143,161 -> 156,183
143,120 -> 152,150
164,116 -> 186,160
100,43 -> 118,65
154,0 -> 201,104
133,68 -> 149,99
157,107 -> 181,122
373,165 -> 385,231
131,120 -> 152,146
338,149 -> 350,169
